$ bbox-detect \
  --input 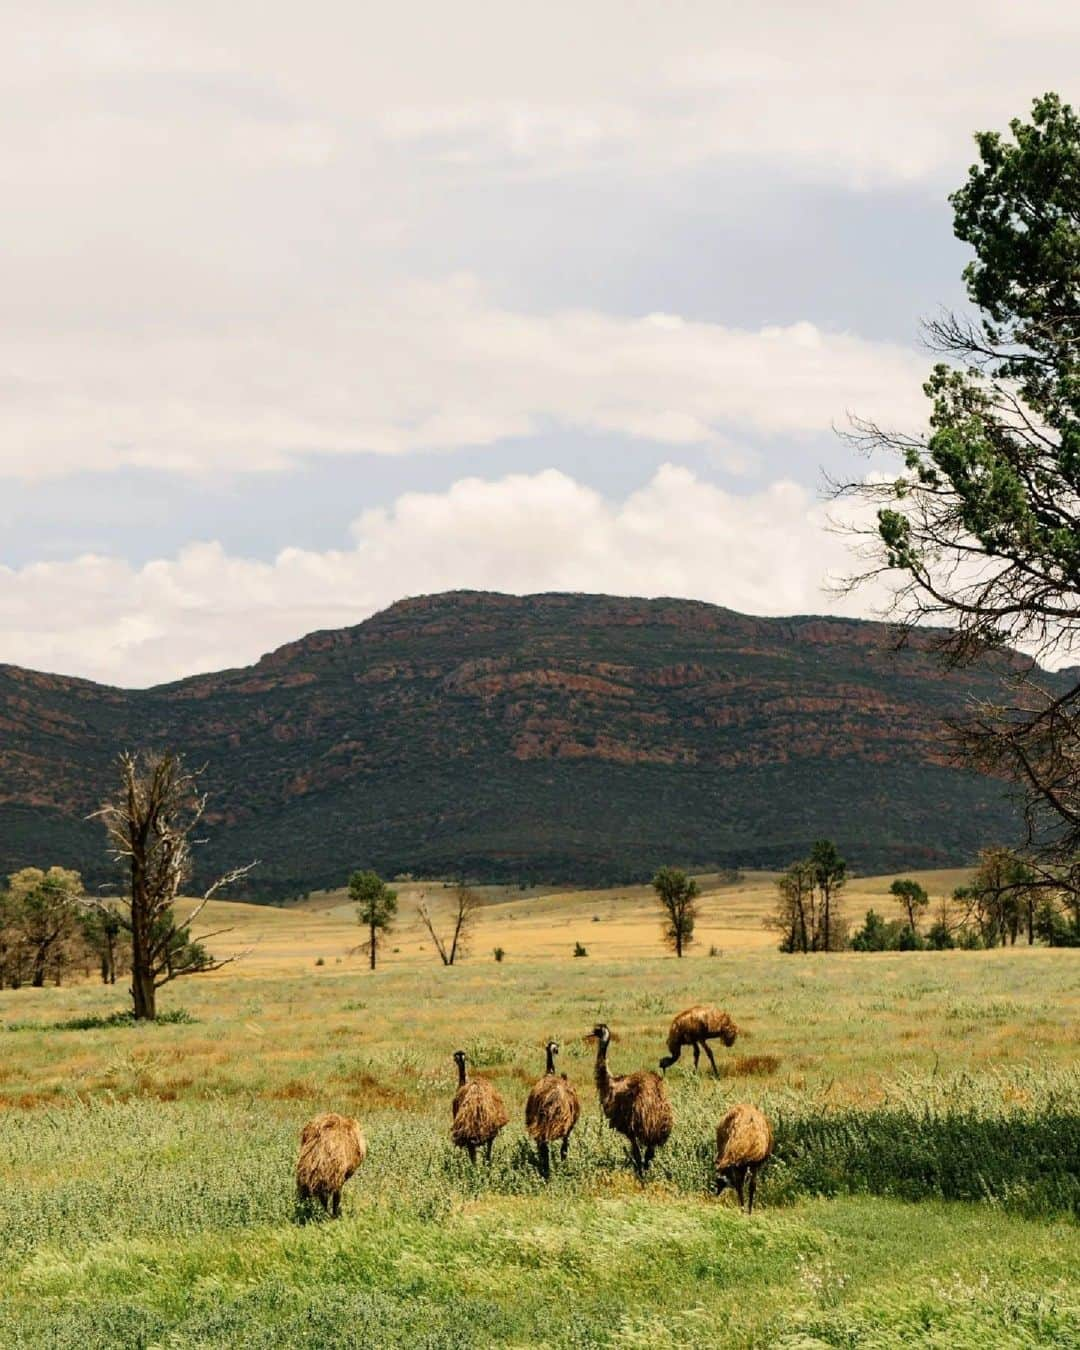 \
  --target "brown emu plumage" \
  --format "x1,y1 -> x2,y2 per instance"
660,1005 -> 739,1076
451,1050 -> 509,1163
525,1041 -> 581,1178
592,1023 -> 674,1178
295,1112 -> 367,1217
715,1103 -> 773,1213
